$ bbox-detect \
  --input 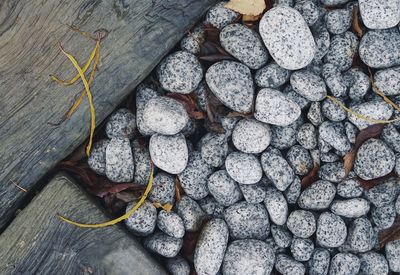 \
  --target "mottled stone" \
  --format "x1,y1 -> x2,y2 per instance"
347,218 -> 375,253
330,198 -> 370,218
232,118 -> 271,153
225,152 -> 263,185
386,240 -> 400,272
316,212 -> 347,248
348,100 -> 393,130
261,148 -> 295,191
205,1 -> 240,29
366,177 -> 400,207
180,25 -> 205,55
325,9 -> 351,35
157,51 -> 202,94
290,70 -> 327,101
344,69 -> 370,100
329,253 -> 360,275
324,31 -> 358,72
125,201 -> 157,237
271,225 -> 292,248
178,151 -> 213,200
296,123 -> 317,149
359,252 -> 389,275
354,138 -> 395,180
239,180 -> 267,204
255,62 -> 291,88
308,102 -> 324,126
106,137 -> 134,183
144,232 -> 183,258
198,196 -> 225,219
131,140 -> 152,185
270,118 -> 303,149
359,29 -> 400,69
321,97 -> 347,122
359,0 -> 400,30
275,254 -> 306,275
254,88 -> 301,126
148,172 -> 175,205
290,237 -> 314,261
298,180 -> 336,210
264,187 -> 288,226
375,66 -> 400,96
194,219 -> 229,275
222,239 -> 275,275
259,6 -> 316,70
308,248 -> 331,275
294,0 -> 319,26
106,108 -> 136,139
206,61 -> 254,113
320,0 -> 350,5
287,210 -> 316,238
136,87 -> 159,136
149,133 -> 188,174
286,145 -> 313,176
176,195 -> 205,232
199,133 -> 228,168
312,27 -> 330,62
224,201 -> 270,240
88,139 -> 109,175
382,124 -> 400,153
284,176 -> 301,204
318,162 -> 346,183
345,122 -> 358,144
157,210 -> 185,239
208,170 -> 242,206
220,23 -> 268,69
337,178 -> 363,198
319,121 -> 352,152
166,256 -> 190,275
372,203 -> 396,229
